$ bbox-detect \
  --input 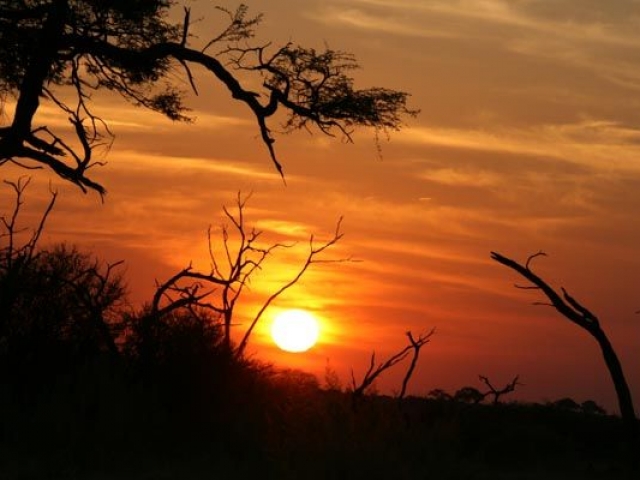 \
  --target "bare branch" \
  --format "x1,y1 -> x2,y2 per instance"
491,250 -> 638,448
479,374 -> 522,405
490,251 -> 594,332
352,329 -> 435,398
398,329 -> 435,400
147,193 -> 345,356
0,177 -> 57,269
236,217 -> 347,356
1,3 -> 416,194
525,251 -> 546,270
